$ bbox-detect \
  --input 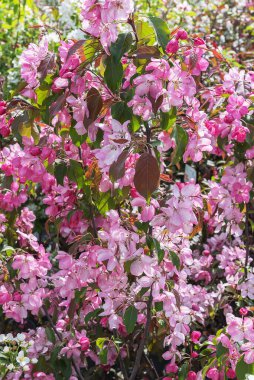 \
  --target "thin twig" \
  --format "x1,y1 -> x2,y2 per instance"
43,306 -> 85,380
144,353 -> 160,379
113,330 -> 129,380
129,288 -> 153,380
